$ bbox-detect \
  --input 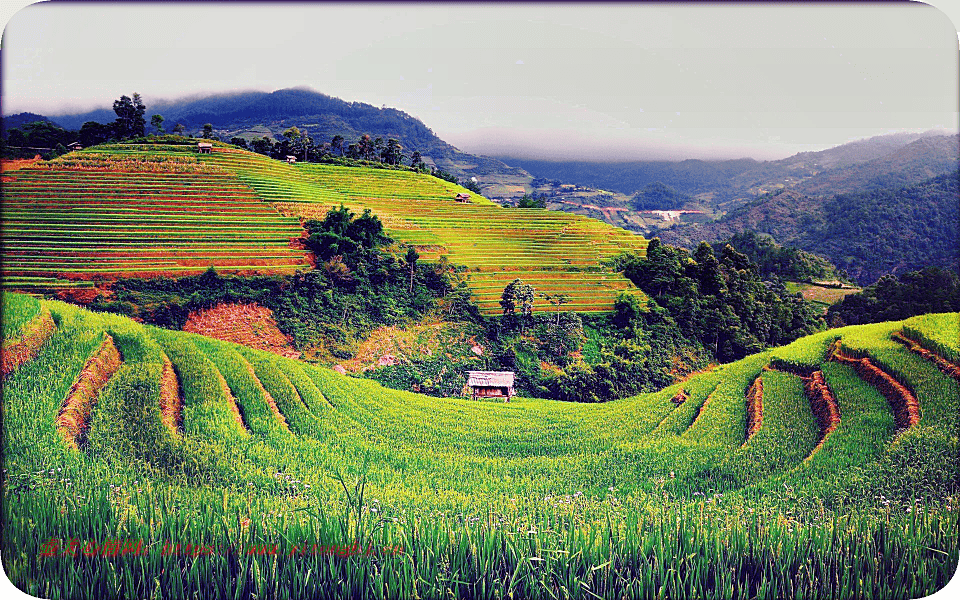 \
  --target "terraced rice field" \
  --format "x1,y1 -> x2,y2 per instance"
3,143 -> 646,312
2,293 -> 957,599
1,145 -> 309,294
199,147 -> 649,314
